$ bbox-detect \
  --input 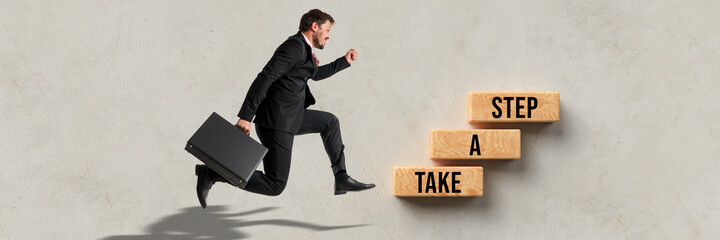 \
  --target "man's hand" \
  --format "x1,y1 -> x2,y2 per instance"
345,49 -> 358,64
236,119 -> 251,135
